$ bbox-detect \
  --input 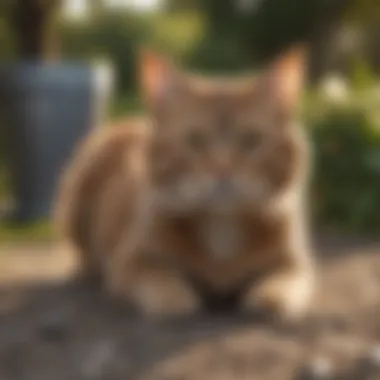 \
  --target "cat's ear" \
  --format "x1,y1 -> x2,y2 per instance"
139,48 -> 182,108
261,45 -> 307,111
